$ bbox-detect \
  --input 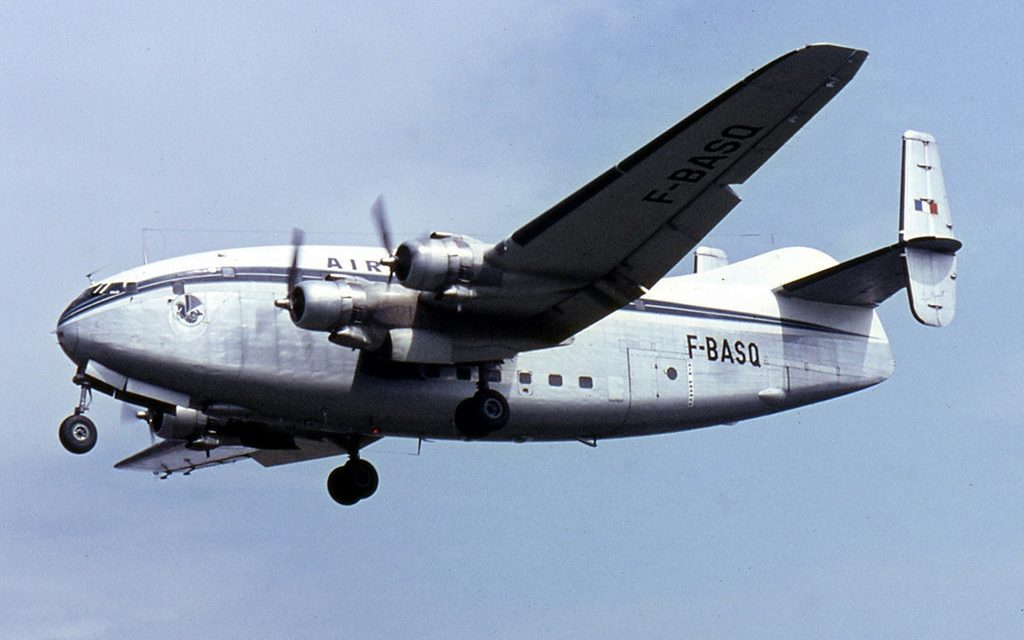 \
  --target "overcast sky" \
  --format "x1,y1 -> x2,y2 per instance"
2,2 -> 1022,638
